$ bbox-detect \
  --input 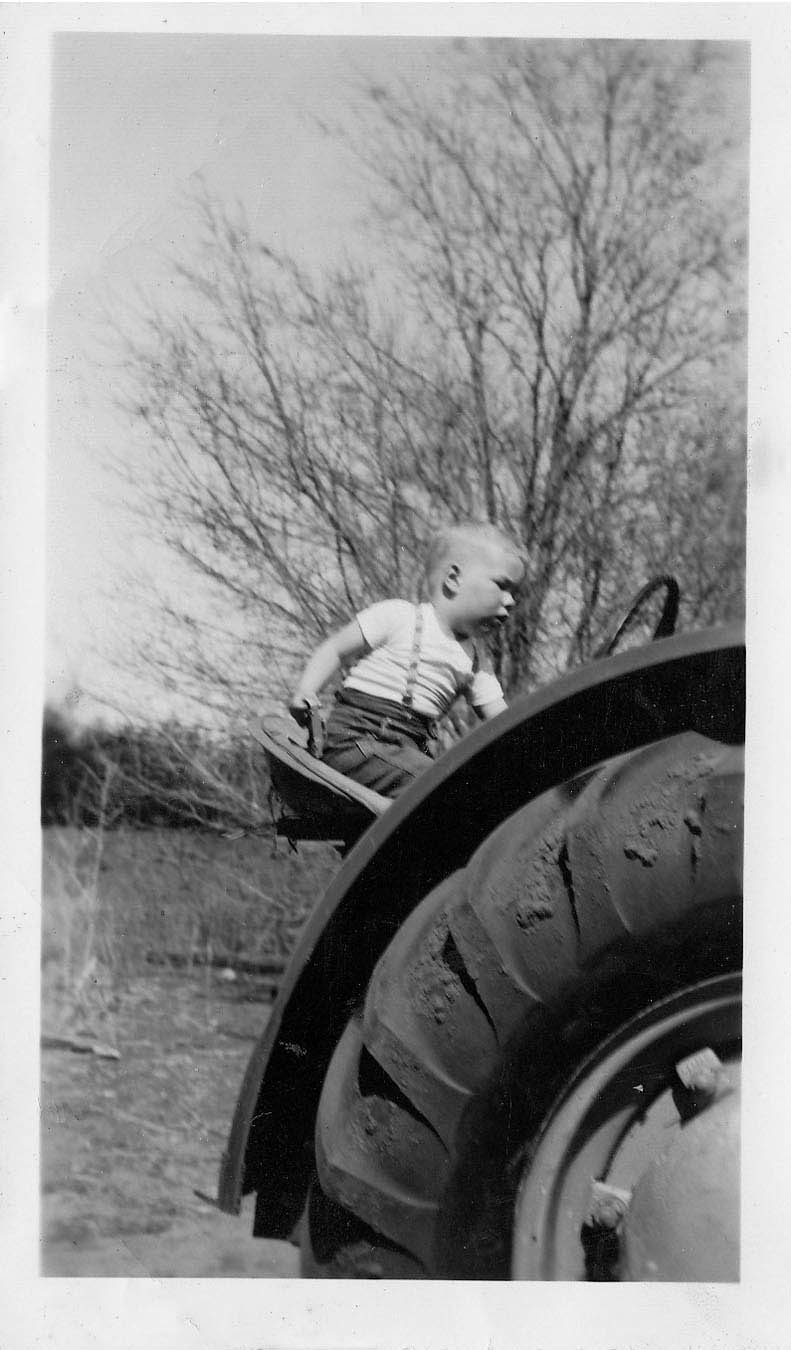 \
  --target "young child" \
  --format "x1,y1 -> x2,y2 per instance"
289,522 -> 525,798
